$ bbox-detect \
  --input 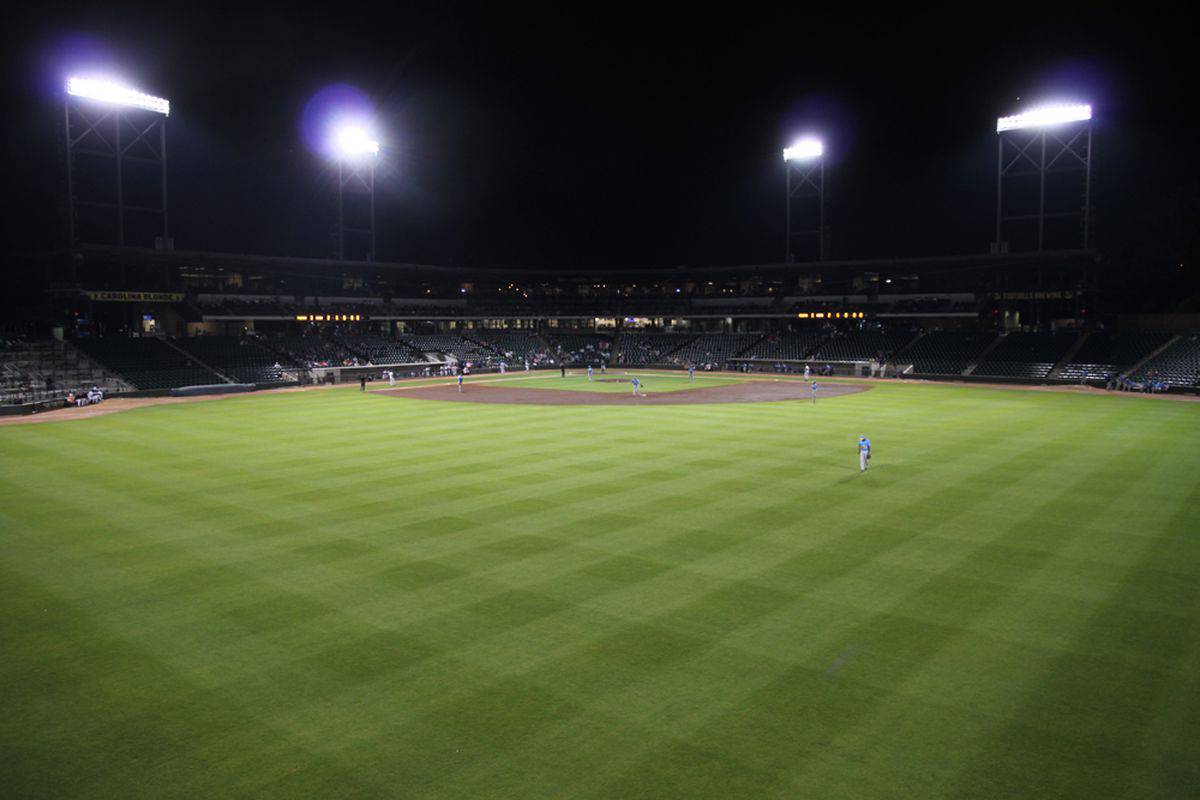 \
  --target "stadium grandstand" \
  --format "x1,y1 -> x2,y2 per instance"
0,243 -> 1196,399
